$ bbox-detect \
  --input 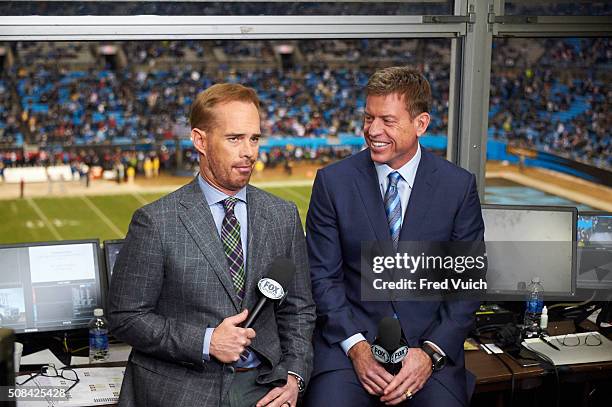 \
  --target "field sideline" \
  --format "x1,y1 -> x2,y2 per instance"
1,160 -> 610,246
0,185 -> 313,245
